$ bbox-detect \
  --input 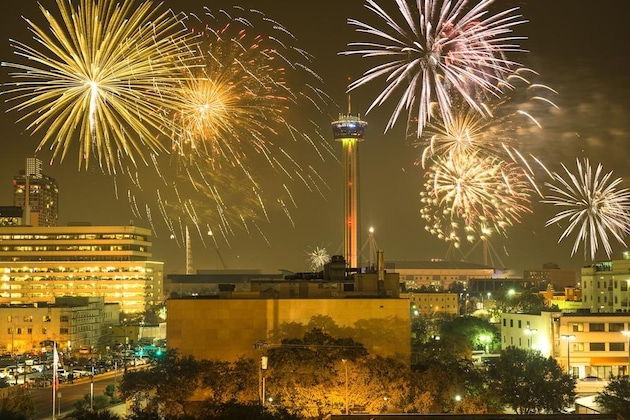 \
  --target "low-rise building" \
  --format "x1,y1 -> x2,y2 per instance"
0,296 -> 117,355
405,292 -> 459,316
386,260 -> 493,291
500,310 -> 630,388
